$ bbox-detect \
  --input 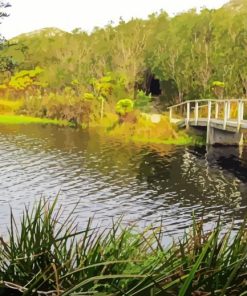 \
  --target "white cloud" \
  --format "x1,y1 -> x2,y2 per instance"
0,0 -> 229,39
